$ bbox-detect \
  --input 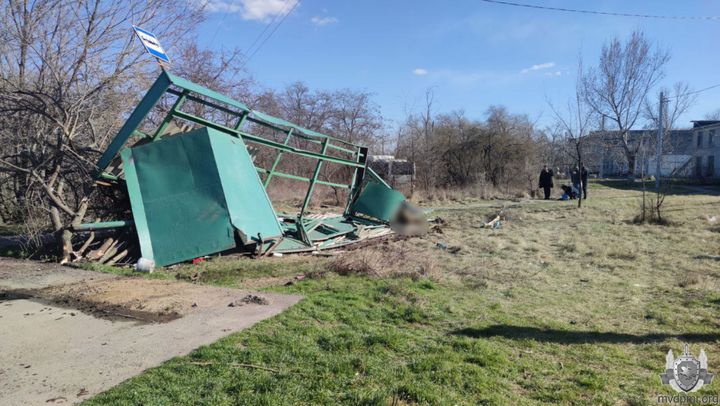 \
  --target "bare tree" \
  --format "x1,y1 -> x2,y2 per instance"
582,30 -> 670,176
0,0 -> 203,261
643,82 -> 697,142
637,82 -> 697,224
394,100 -> 539,196
704,109 -> 720,120
549,66 -> 594,208
173,41 -> 254,102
